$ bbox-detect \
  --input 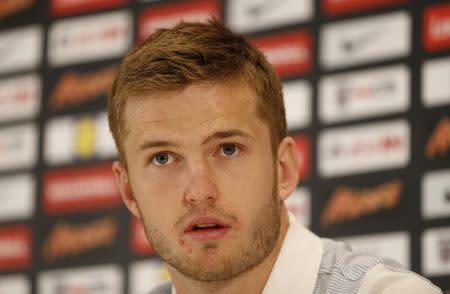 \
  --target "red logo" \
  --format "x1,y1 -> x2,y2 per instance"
43,164 -> 121,214
131,217 -> 154,256
50,0 -> 127,16
424,3 -> 450,51
322,0 -> 406,16
252,31 -> 312,77
138,0 -> 221,42
293,135 -> 311,180
0,225 -> 31,271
